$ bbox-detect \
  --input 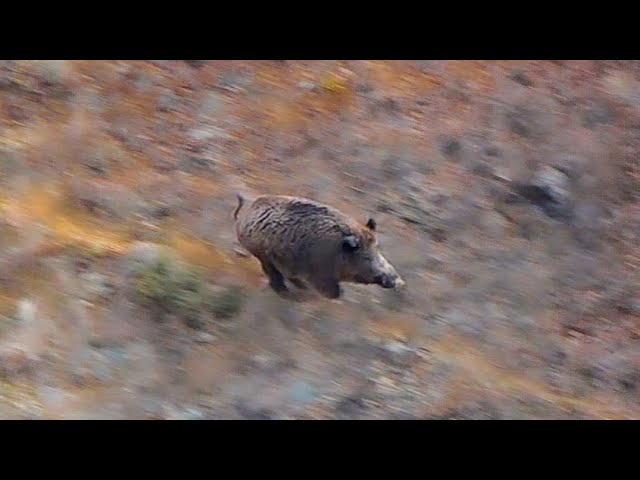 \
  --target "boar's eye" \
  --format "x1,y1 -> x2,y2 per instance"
342,235 -> 360,252
366,218 -> 377,231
